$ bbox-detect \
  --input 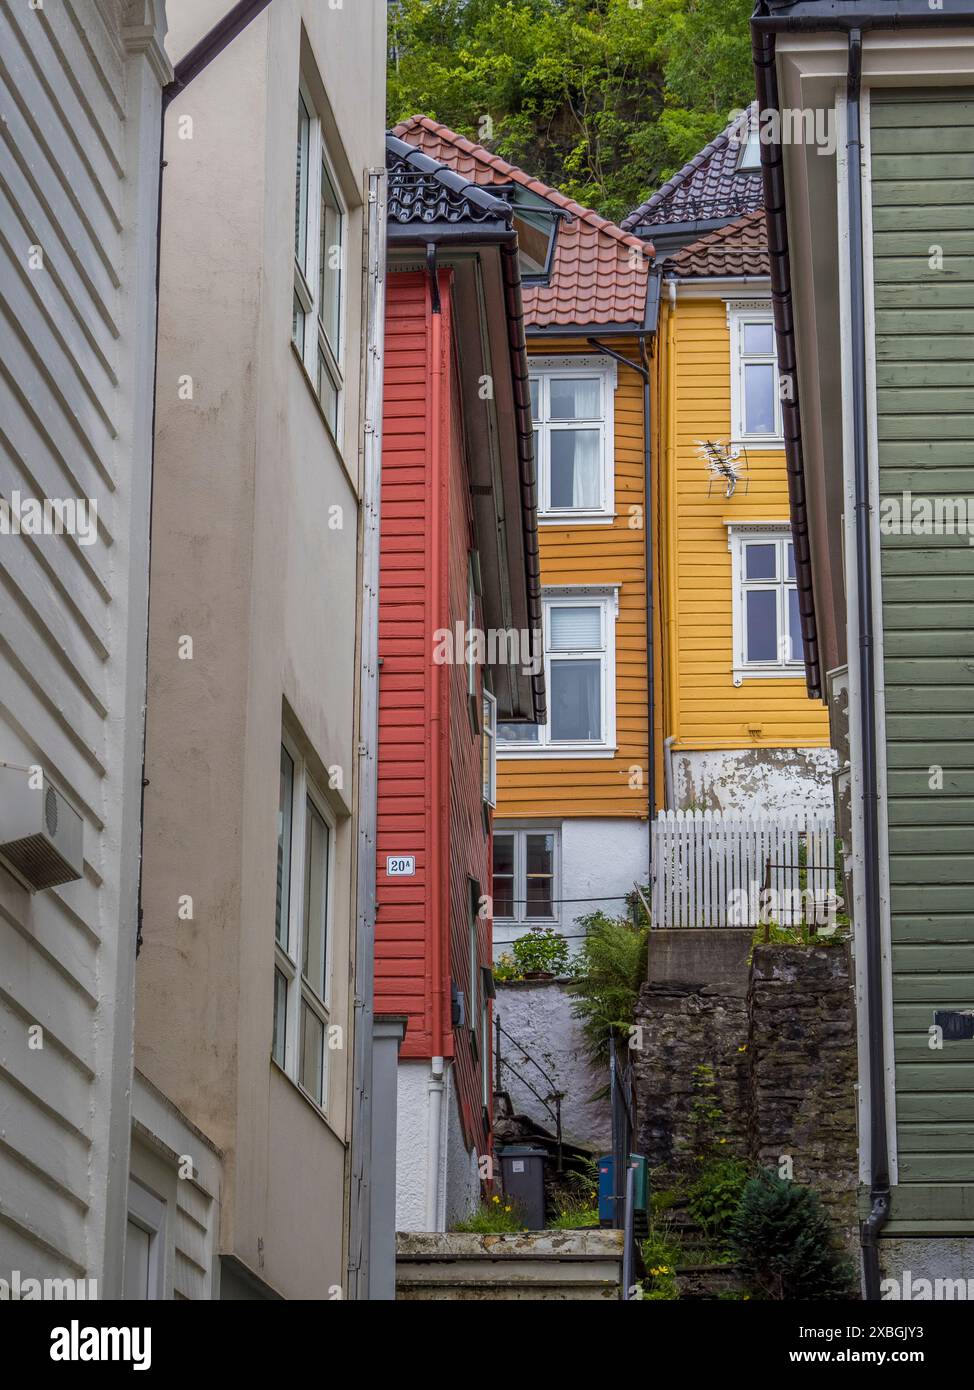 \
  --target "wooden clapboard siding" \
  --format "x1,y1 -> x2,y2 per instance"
872,91 -> 974,1207
495,337 -> 650,820
0,3 -> 161,1288
376,272 -> 438,1057
376,270 -> 492,1154
657,296 -> 829,752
